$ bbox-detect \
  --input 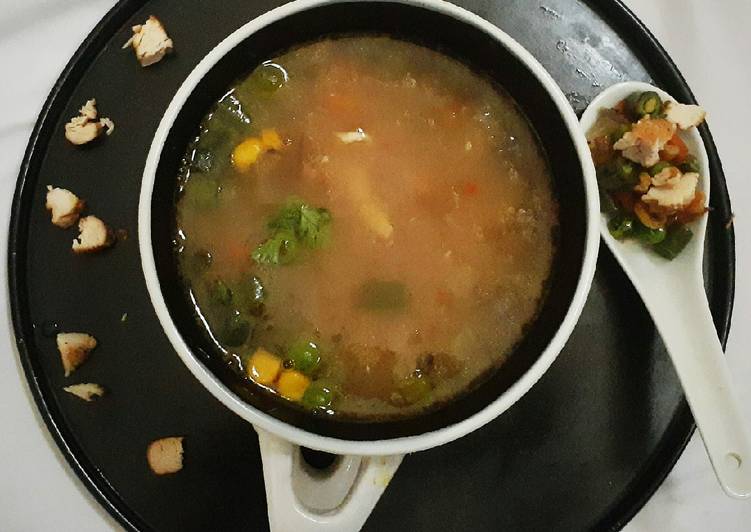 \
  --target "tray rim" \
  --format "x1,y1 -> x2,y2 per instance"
6,1 -> 735,531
